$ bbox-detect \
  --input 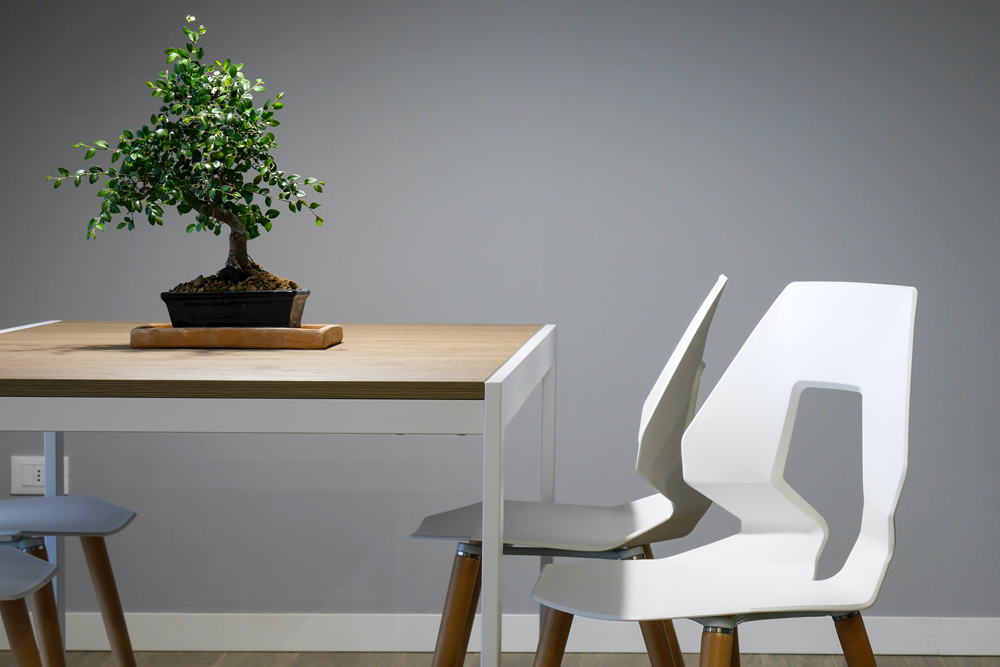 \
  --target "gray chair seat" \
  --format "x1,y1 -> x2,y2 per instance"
412,494 -> 690,552
0,495 -> 135,537
0,545 -> 57,600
